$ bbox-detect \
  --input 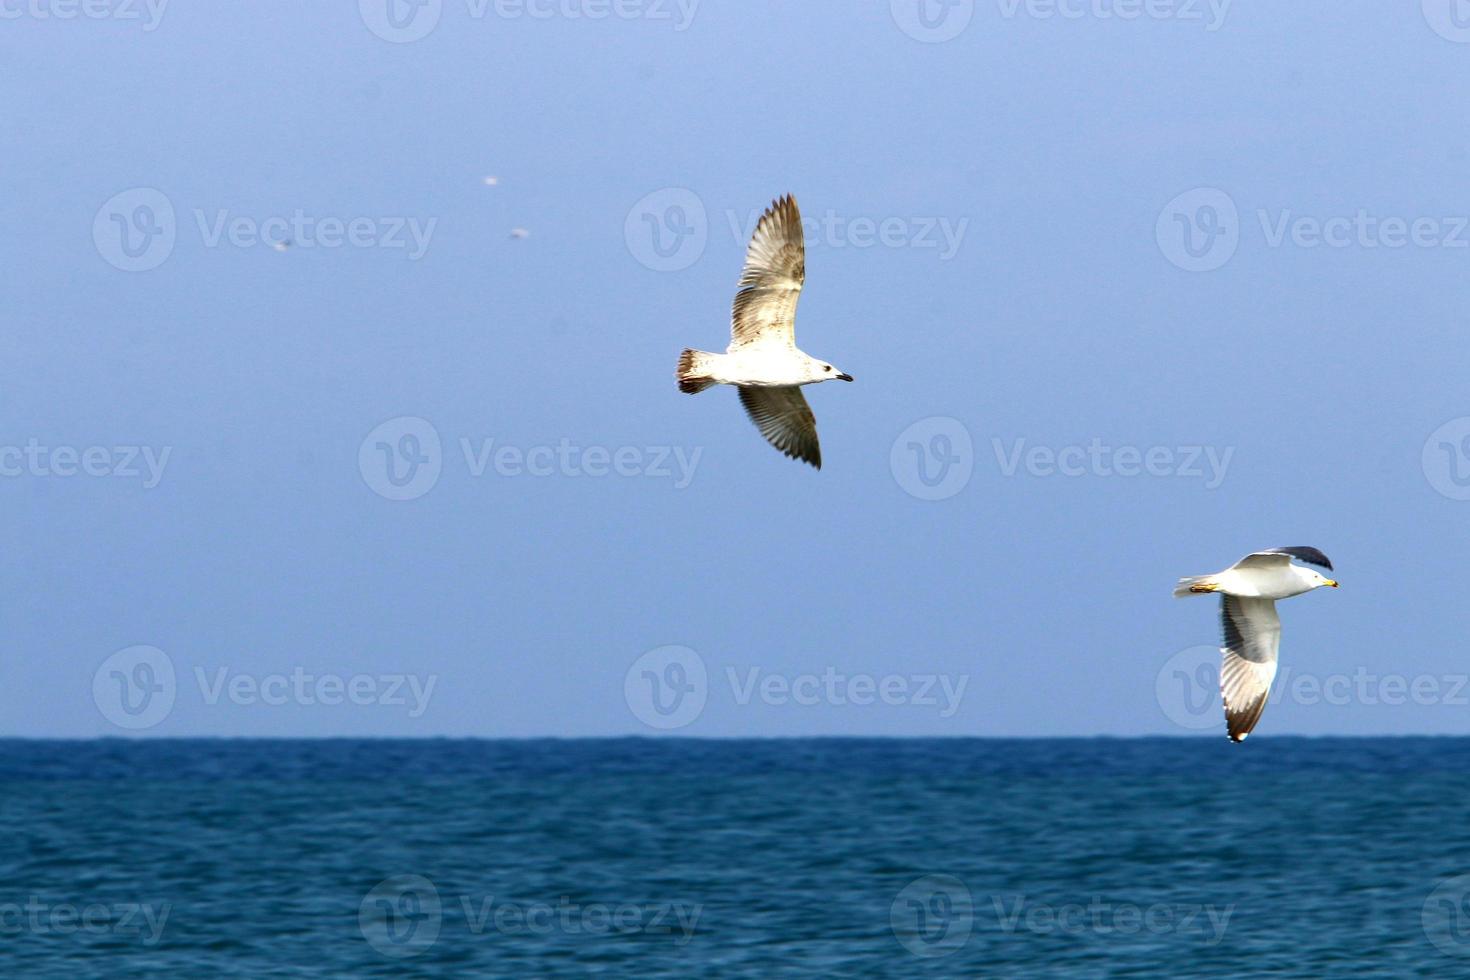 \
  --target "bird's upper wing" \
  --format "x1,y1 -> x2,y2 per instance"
1235,547 -> 1333,571
738,385 -> 821,469
1219,595 -> 1282,742
730,195 -> 804,349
